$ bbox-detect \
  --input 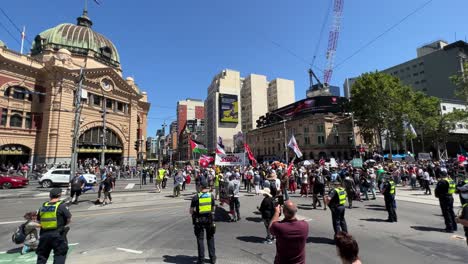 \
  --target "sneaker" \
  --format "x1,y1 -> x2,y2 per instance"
21,245 -> 29,255
264,240 -> 273,245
